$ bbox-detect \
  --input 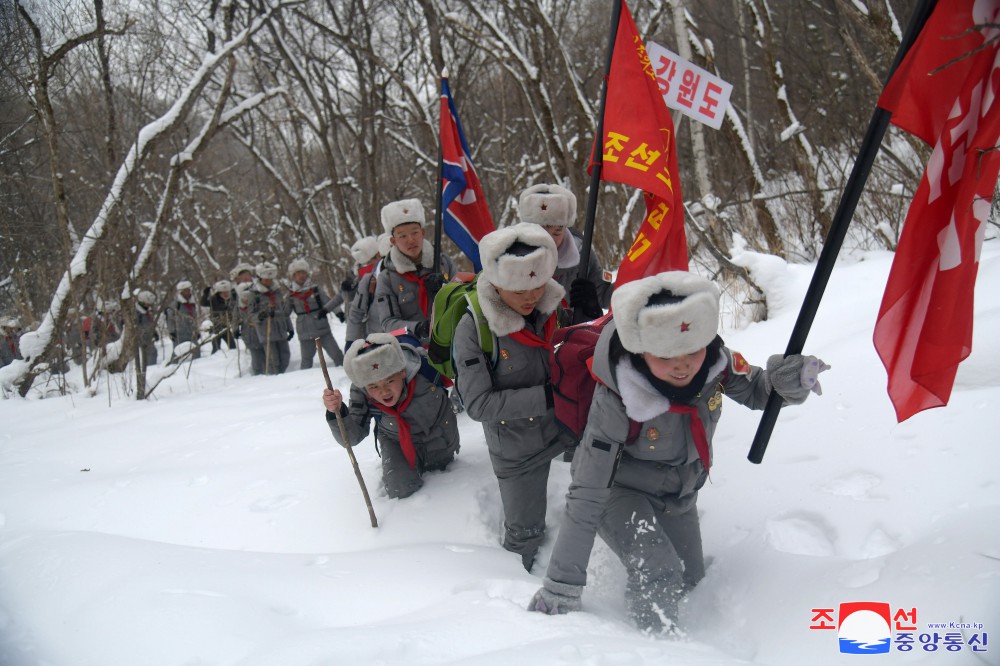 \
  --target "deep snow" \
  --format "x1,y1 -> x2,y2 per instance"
1,243 -> 998,665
